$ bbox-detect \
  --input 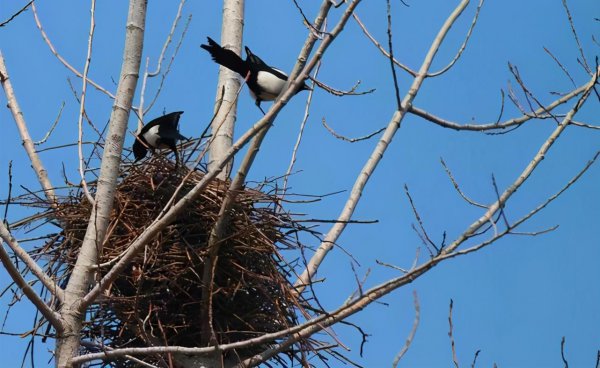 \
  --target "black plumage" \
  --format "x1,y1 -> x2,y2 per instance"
201,37 -> 311,113
132,111 -> 187,163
